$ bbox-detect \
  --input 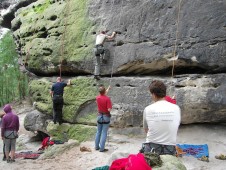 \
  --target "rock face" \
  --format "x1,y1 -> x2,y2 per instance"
5,0 -> 226,76
0,0 -> 226,130
28,74 -> 226,126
